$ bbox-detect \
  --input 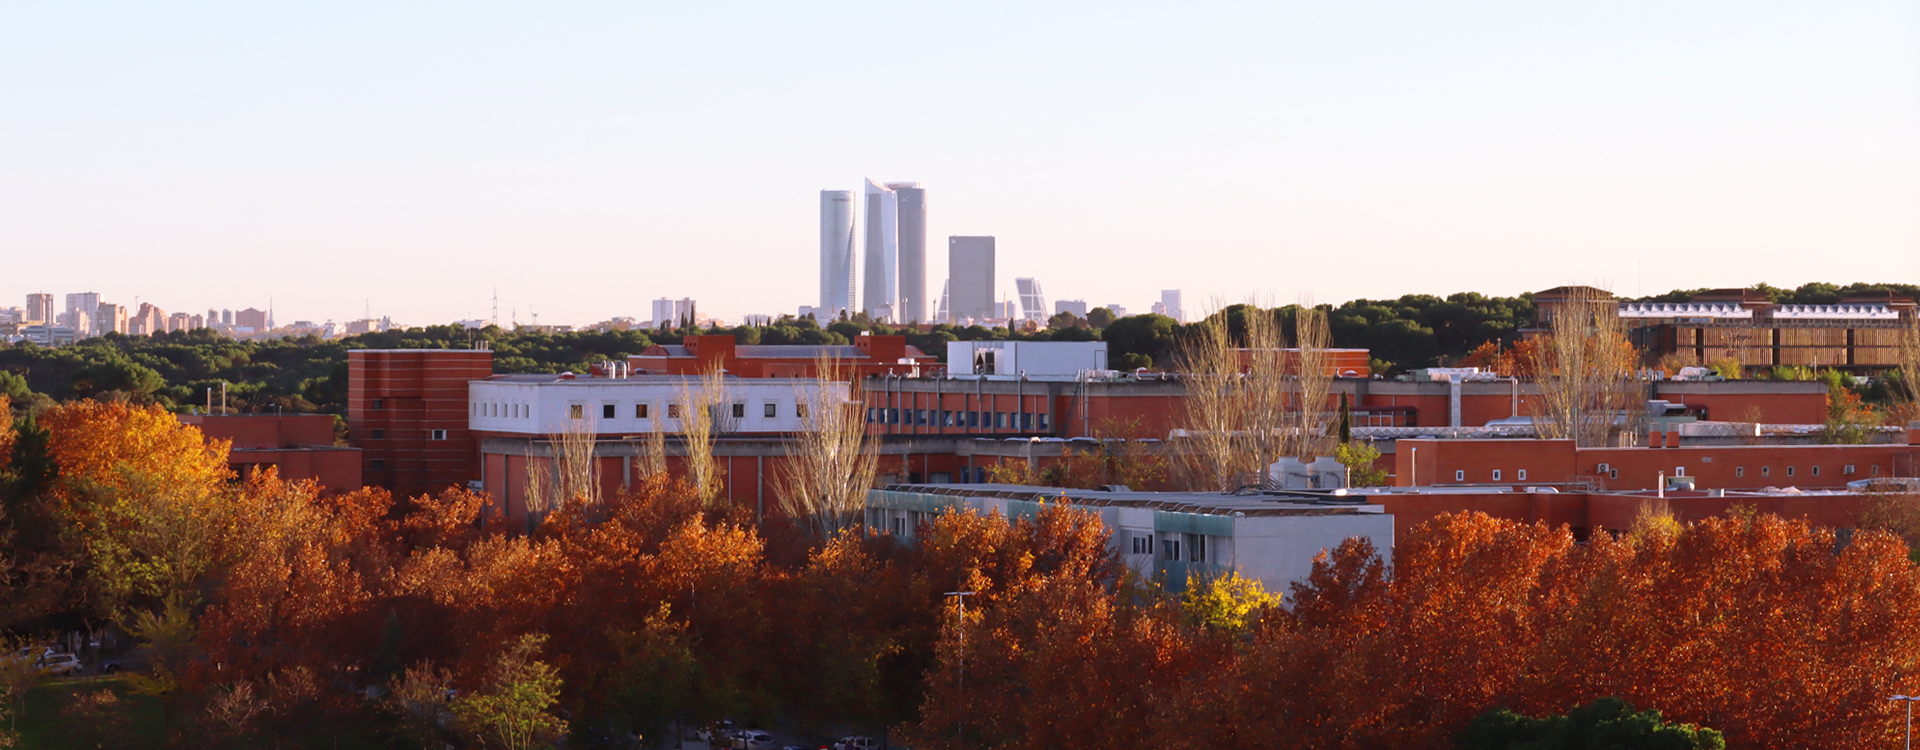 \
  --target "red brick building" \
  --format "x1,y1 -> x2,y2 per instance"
180,414 -> 362,492
630,334 -> 938,377
348,349 -> 494,499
